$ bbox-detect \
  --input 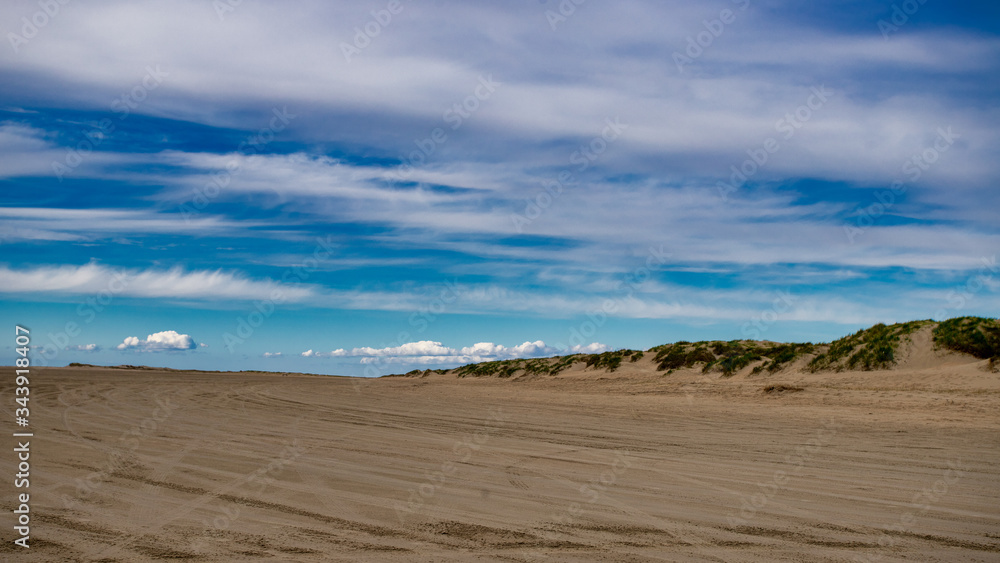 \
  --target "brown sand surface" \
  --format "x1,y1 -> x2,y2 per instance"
2,358 -> 999,562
